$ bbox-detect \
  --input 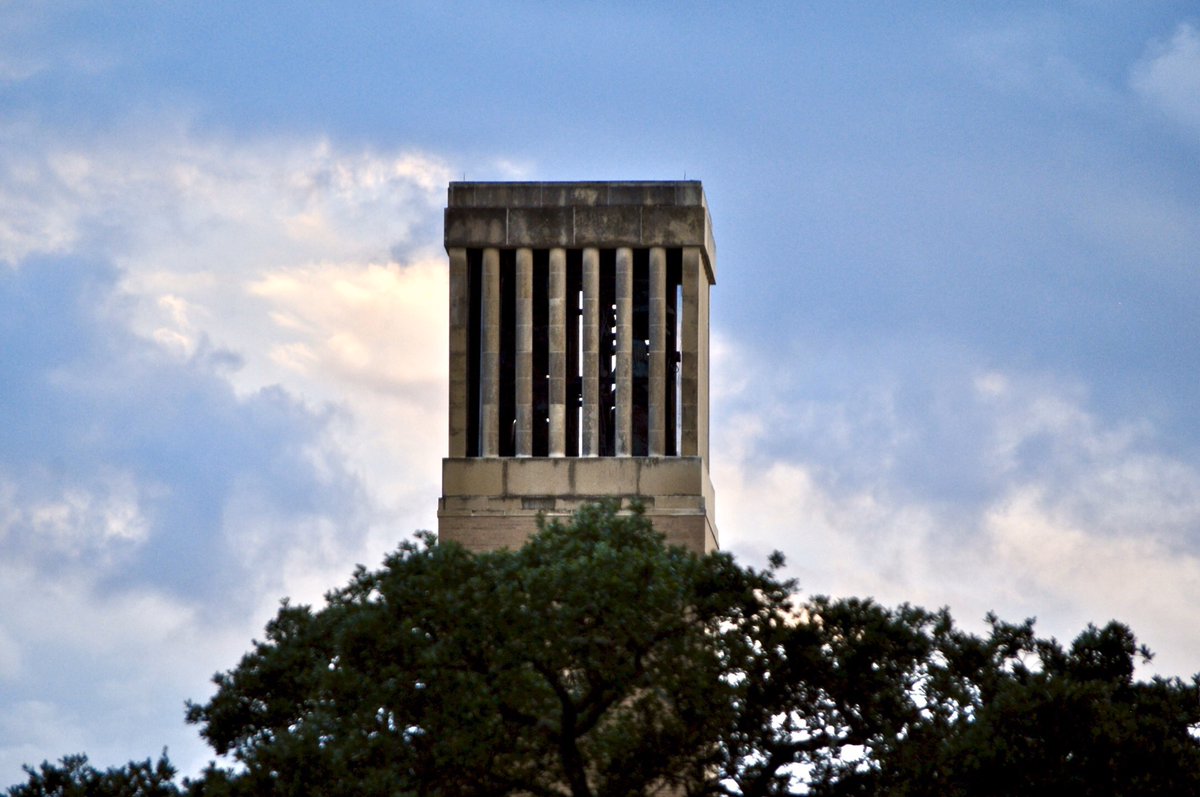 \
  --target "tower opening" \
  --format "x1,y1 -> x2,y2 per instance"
498,249 -> 517,457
